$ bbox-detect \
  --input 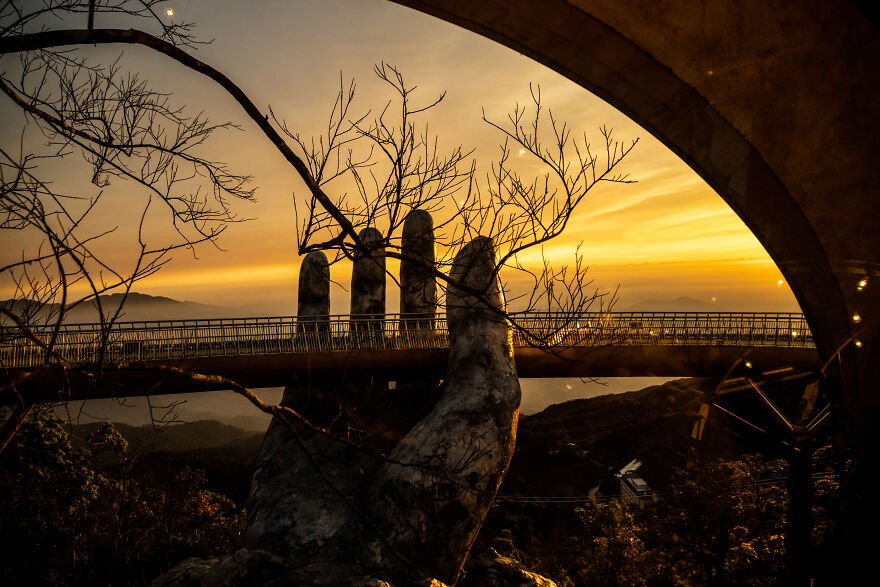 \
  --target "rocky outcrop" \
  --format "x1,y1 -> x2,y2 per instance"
460,549 -> 558,587
150,547 -> 556,587
150,549 -> 293,587
151,549 -> 404,587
